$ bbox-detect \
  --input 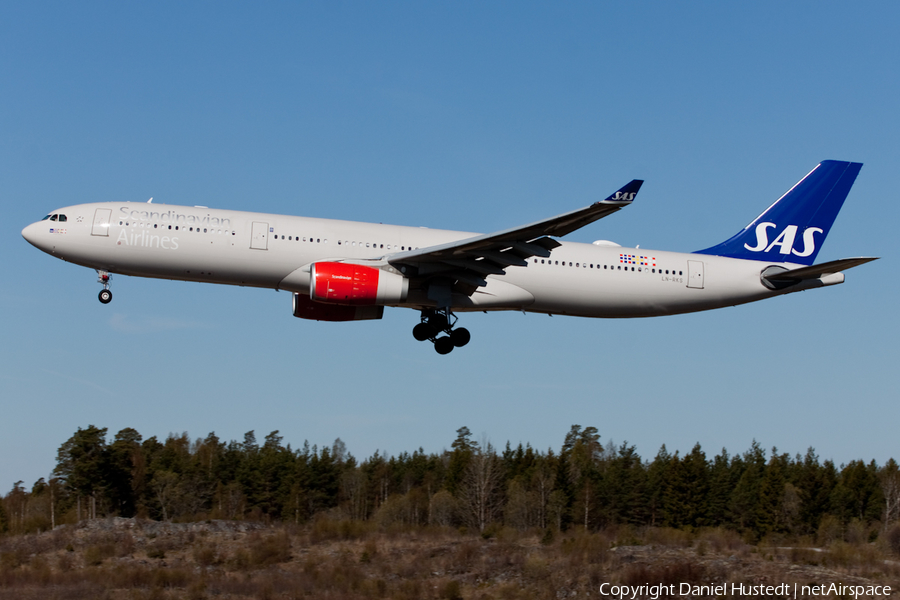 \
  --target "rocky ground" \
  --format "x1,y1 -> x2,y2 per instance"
0,518 -> 897,599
